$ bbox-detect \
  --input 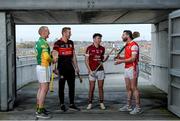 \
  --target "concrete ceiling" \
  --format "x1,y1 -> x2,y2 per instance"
0,0 -> 179,24
11,10 -> 174,24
